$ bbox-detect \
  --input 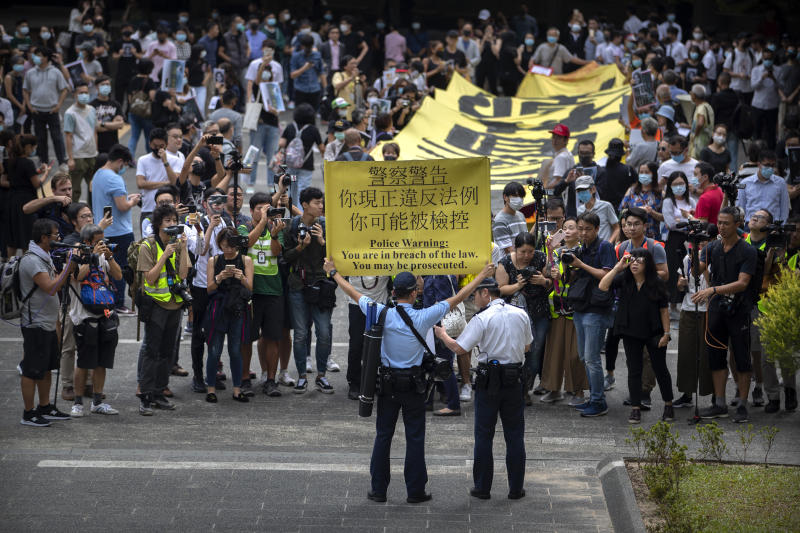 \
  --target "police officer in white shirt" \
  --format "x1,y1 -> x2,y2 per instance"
435,278 -> 532,501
